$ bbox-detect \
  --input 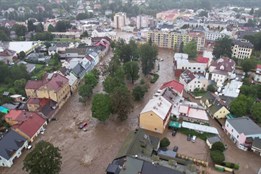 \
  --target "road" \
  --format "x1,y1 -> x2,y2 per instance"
0,48 -> 176,174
